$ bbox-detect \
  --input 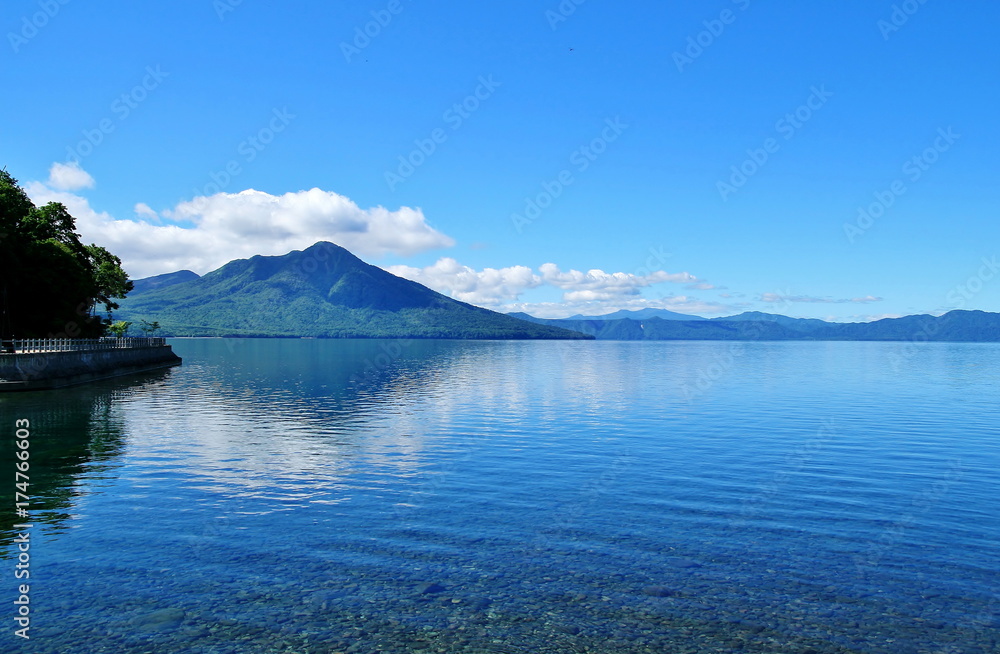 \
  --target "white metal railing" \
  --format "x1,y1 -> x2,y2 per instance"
0,337 -> 167,354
